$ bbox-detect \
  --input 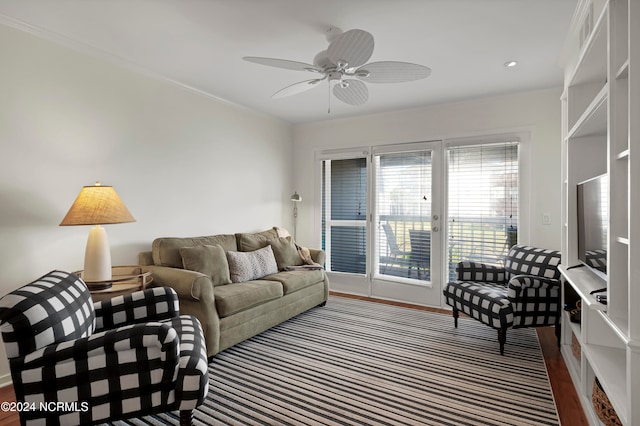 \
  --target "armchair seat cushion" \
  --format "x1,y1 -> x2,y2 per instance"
443,281 -> 514,330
